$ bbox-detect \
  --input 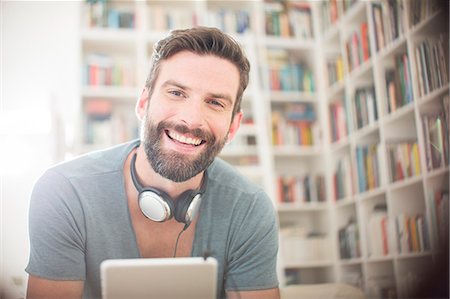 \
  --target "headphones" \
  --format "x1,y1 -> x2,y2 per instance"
130,153 -> 206,228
